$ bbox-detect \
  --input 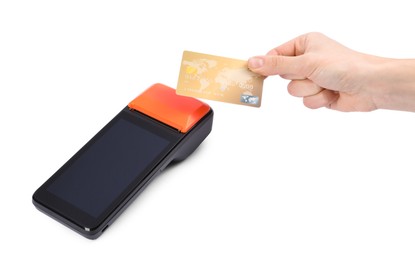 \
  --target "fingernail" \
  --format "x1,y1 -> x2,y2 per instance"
248,57 -> 264,70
